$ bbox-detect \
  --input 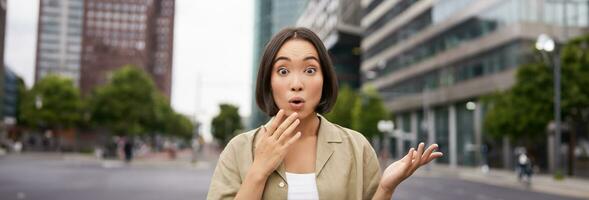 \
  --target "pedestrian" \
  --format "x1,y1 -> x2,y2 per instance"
123,138 -> 133,163
517,148 -> 532,184
207,27 -> 443,199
